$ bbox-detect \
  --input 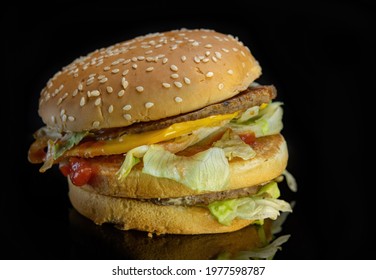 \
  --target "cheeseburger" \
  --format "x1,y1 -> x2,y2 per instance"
28,29 -> 293,234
